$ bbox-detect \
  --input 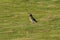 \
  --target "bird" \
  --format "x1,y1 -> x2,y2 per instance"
28,13 -> 37,23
